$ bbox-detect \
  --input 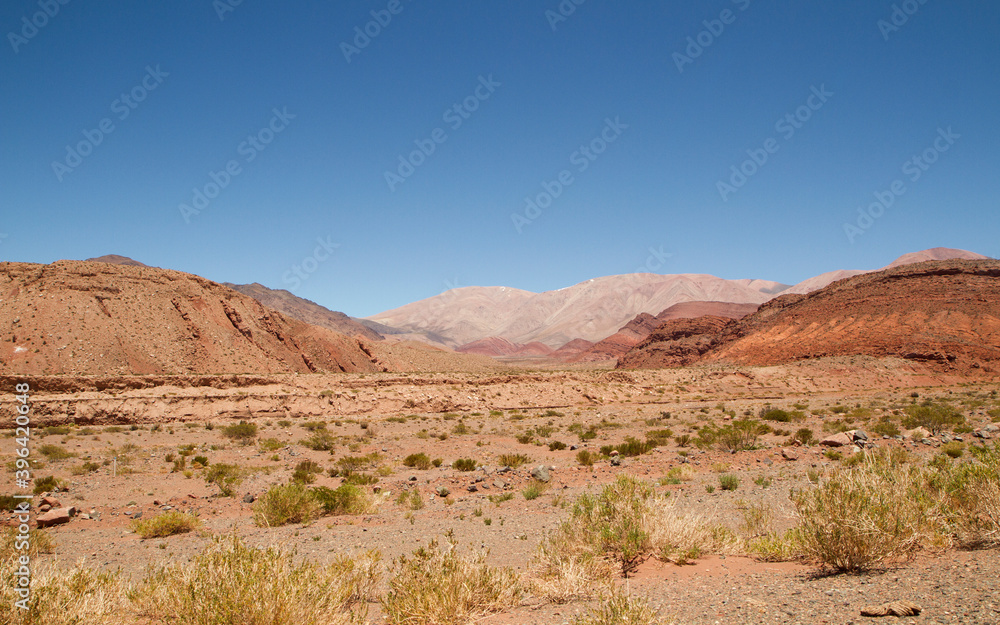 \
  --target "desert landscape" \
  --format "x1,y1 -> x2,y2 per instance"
2,250 -> 999,624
